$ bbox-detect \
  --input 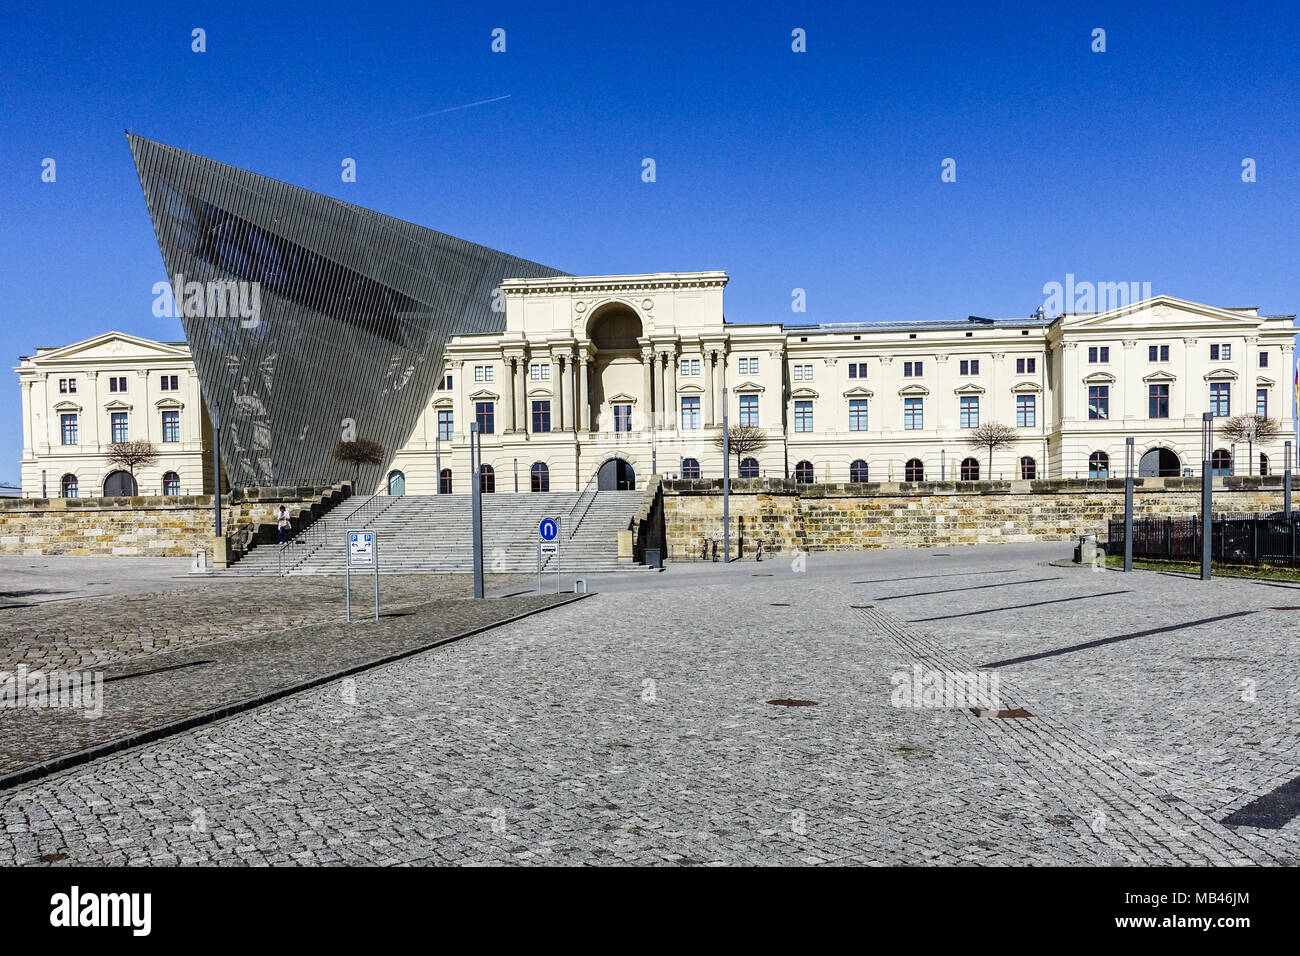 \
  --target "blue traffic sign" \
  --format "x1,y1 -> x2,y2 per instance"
539,518 -> 558,541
